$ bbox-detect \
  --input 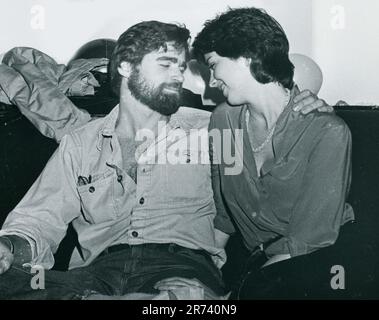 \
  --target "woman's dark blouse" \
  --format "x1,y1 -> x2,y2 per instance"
209,96 -> 354,257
